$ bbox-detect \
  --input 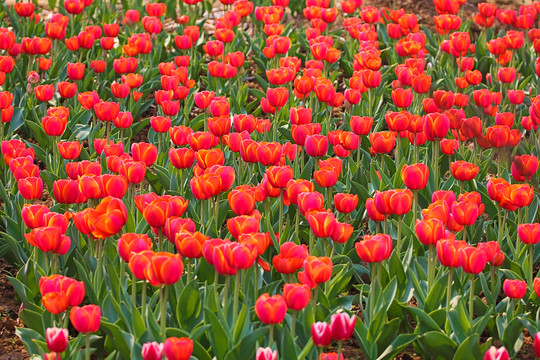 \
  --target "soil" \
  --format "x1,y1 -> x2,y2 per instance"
0,260 -> 27,360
